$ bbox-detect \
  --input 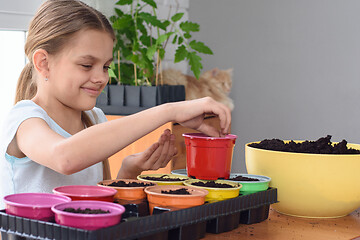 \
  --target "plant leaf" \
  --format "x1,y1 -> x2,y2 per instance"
116,0 -> 132,5
172,35 -> 178,44
179,21 -> 200,32
141,0 -> 157,8
108,67 -> 117,79
174,45 -> 188,63
140,35 -> 151,47
113,15 -> 133,30
187,52 -> 202,79
138,12 -> 166,30
114,8 -> 124,17
159,48 -> 165,59
137,21 -> 148,36
146,45 -> 157,60
184,32 -> 191,39
162,20 -> 170,28
171,13 -> 184,22
131,54 -> 139,64
156,33 -> 171,45
178,36 -> 183,45
189,40 -> 213,55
